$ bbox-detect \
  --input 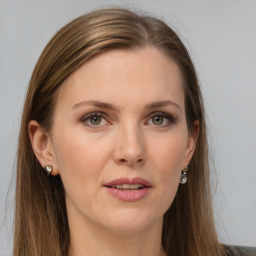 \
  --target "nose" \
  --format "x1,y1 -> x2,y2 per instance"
112,124 -> 147,167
